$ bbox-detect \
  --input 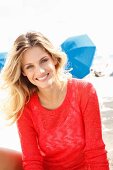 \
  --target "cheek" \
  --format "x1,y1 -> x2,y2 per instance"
23,71 -> 33,79
47,66 -> 56,74
48,62 -> 56,70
